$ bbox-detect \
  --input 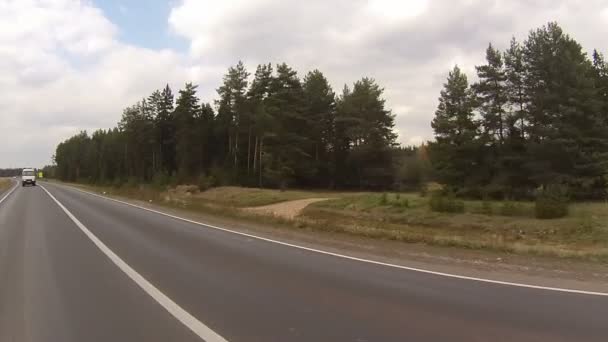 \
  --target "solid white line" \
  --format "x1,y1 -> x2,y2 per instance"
40,185 -> 228,342
53,183 -> 608,297
0,182 -> 18,205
